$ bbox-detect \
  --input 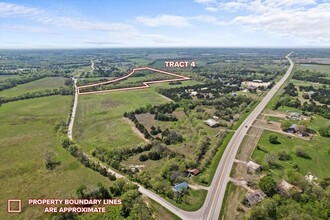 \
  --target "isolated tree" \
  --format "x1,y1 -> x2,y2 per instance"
281,120 -> 292,131
268,135 -> 279,144
259,176 -> 276,196
265,152 -> 278,166
44,151 -> 59,170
